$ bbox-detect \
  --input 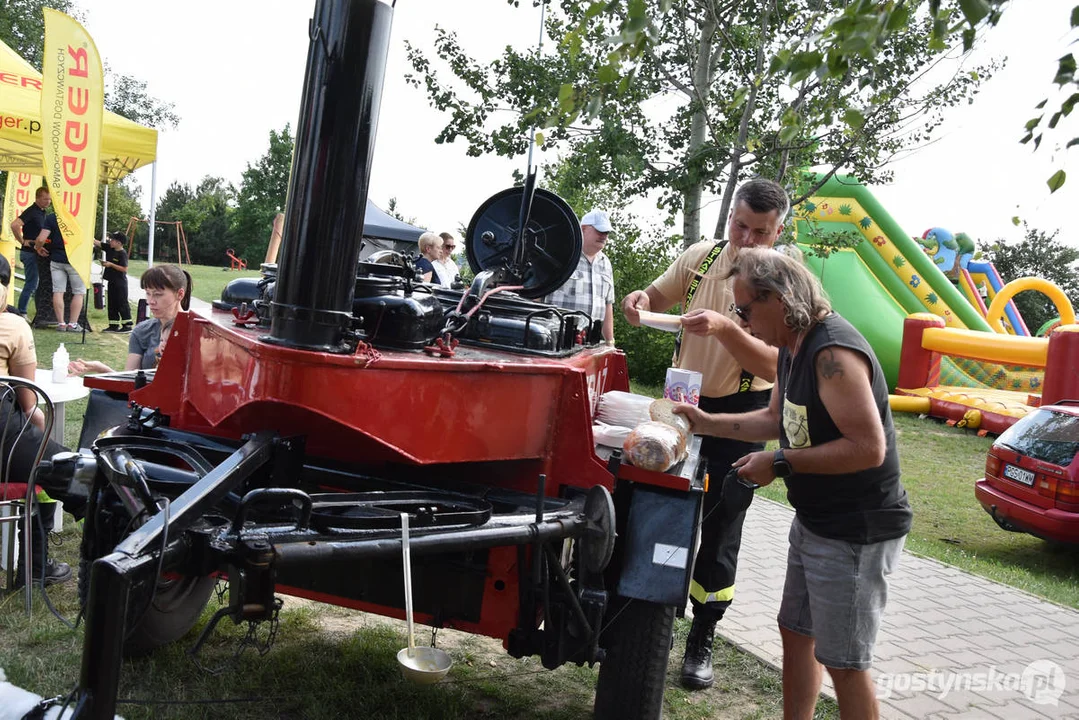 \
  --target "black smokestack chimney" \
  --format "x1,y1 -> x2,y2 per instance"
267,0 -> 393,351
